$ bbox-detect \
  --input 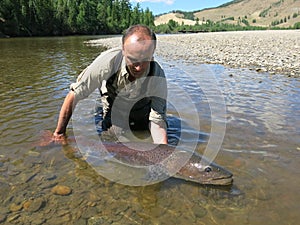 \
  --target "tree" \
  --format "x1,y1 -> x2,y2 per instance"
54,0 -> 69,35
120,0 -> 131,30
96,0 -> 108,33
167,19 -> 178,31
67,0 -> 79,33
143,7 -> 155,27
131,3 -> 141,25
0,0 -> 156,36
